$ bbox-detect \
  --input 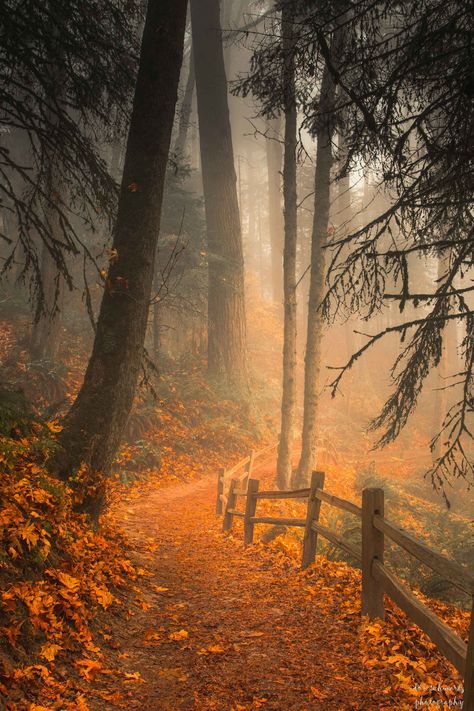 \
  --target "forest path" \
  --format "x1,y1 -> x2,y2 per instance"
98,468 -> 391,710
